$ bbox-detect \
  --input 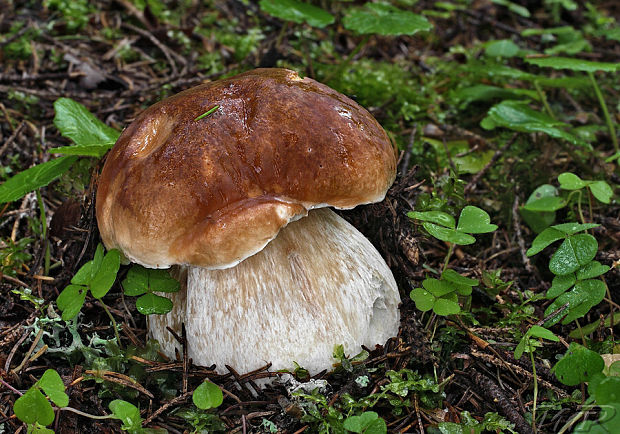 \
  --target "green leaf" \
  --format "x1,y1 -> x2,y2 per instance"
71,260 -> 95,285
544,279 -> 606,326
569,313 -> 620,339
452,85 -> 538,109
193,381 -> 223,410
259,0 -> 334,28
485,39 -> 520,57
344,411 -> 380,433
53,98 -> 120,148
122,265 -> 150,296
422,222 -> 476,245
89,249 -> 121,298
423,278 -> 455,297
521,196 -> 566,212
588,181 -> 613,204
576,261 -> 610,280
520,184 -> 558,233
433,296 -> 461,316
408,211 -> 455,229
147,269 -> 180,293
481,100 -> 579,144
526,227 -> 565,256
136,293 -> 173,315
574,403 -> 620,433
525,56 -> 620,72
38,370 -> 69,408
549,234 -> 597,275
551,222 -> 599,235
109,399 -> 143,431
552,343 -> 604,385
0,156 -> 78,204
56,285 -> 87,321
410,288 -> 435,312
343,3 -> 432,36
528,325 -> 559,341
50,144 -> 114,158
13,388 -> 55,425
441,269 -> 478,286
514,336 -> 527,360
558,172 -> 586,190
456,206 -> 497,234
547,274 -> 576,299
591,376 -> 620,405
491,0 -> 530,17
